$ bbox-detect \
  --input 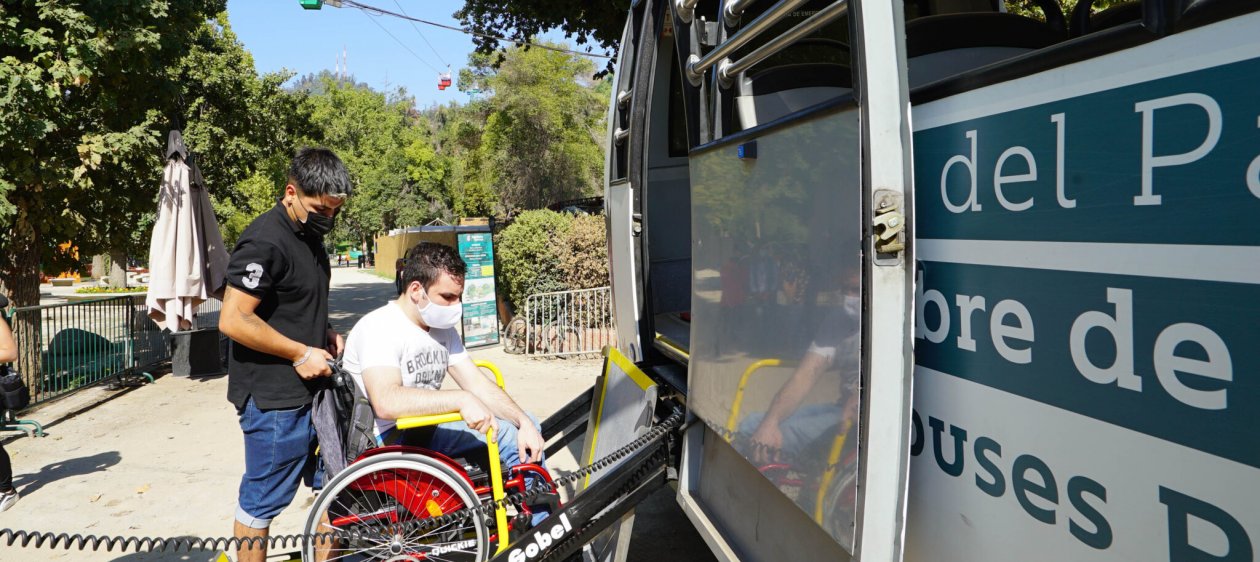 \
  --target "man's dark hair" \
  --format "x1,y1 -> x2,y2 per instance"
288,147 -> 353,199
402,242 -> 467,290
